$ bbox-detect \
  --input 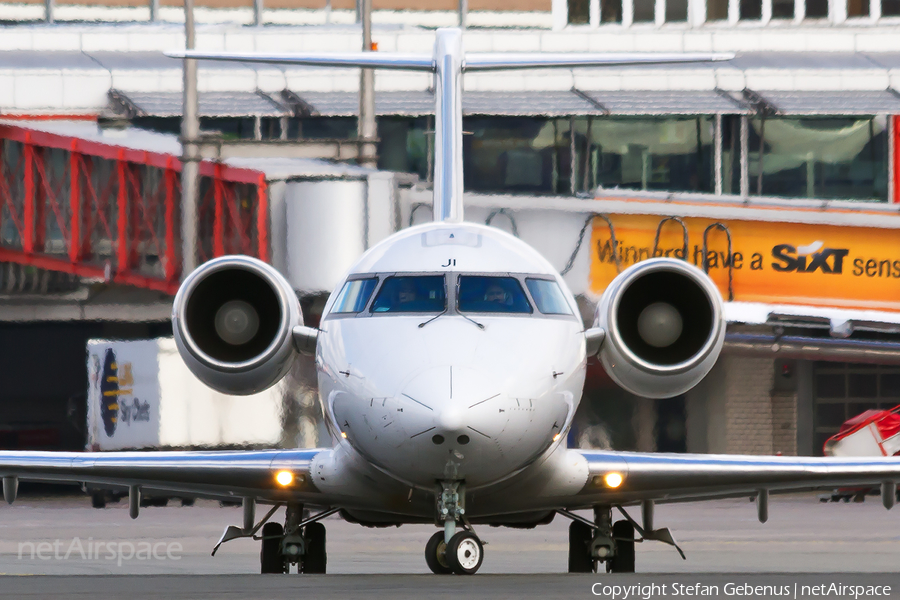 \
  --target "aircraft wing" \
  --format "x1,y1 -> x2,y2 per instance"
571,449 -> 900,507
0,448 -> 331,504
